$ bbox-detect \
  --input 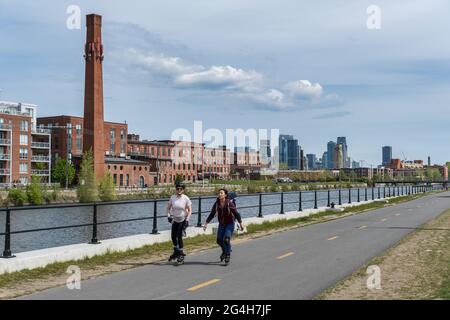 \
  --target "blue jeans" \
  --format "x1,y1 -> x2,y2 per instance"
217,223 -> 234,254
